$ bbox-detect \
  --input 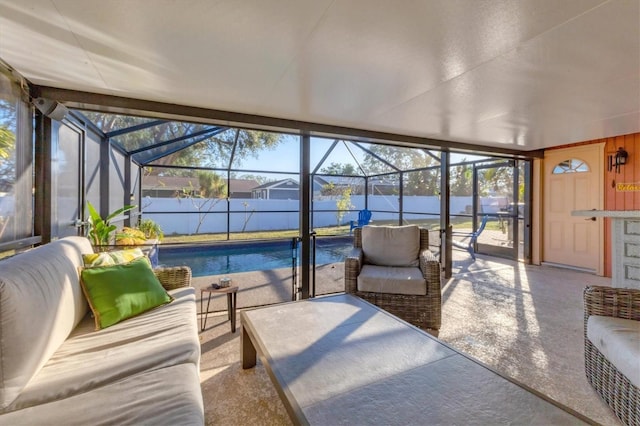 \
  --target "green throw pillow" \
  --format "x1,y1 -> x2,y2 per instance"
80,257 -> 172,330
